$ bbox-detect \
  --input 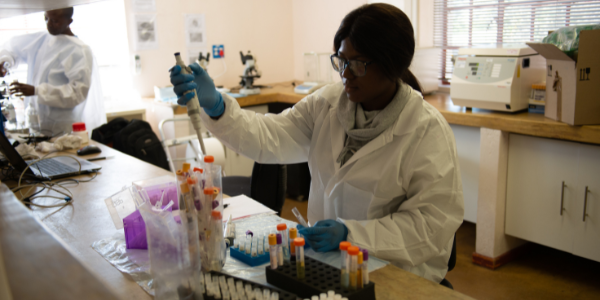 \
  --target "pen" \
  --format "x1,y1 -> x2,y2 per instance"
87,156 -> 114,161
